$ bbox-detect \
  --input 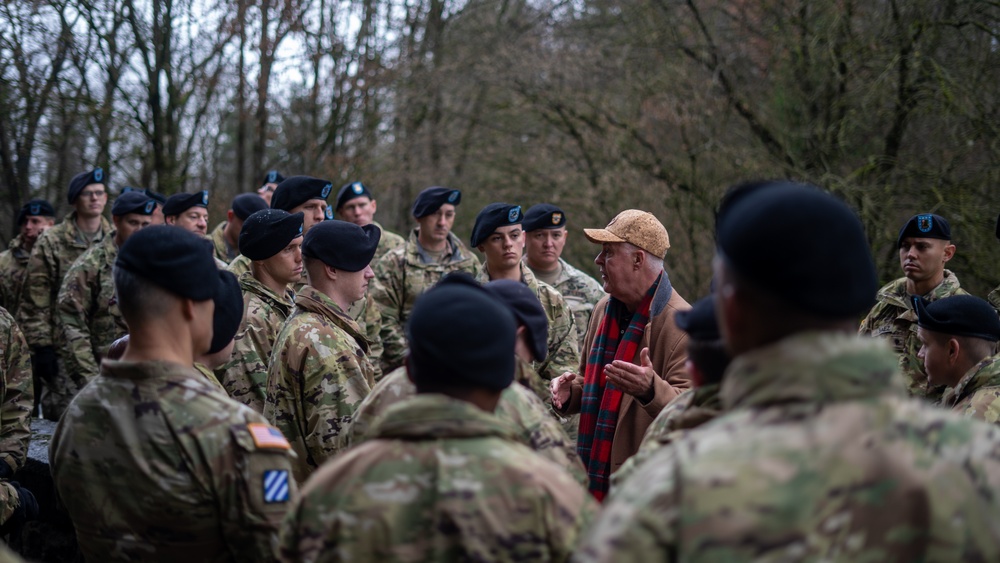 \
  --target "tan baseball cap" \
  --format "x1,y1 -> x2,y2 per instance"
583,209 -> 670,258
